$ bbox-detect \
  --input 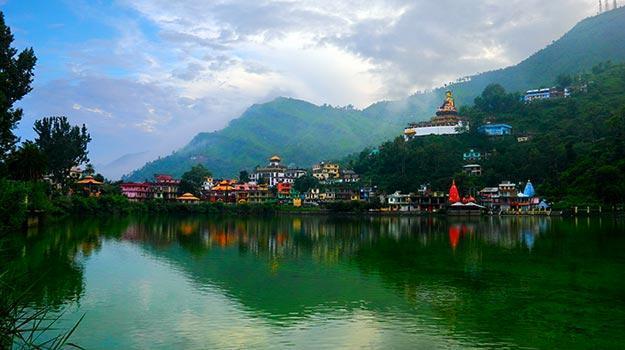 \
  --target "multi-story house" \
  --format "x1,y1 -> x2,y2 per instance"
120,182 -> 152,202
152,174 -> 180,200
312,162 -> 341,181
462,164 -> 482,176
250,155 -> 306,187
248,184 -> 273,204
341,169 -> 360,183
387,191 -> 412,212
